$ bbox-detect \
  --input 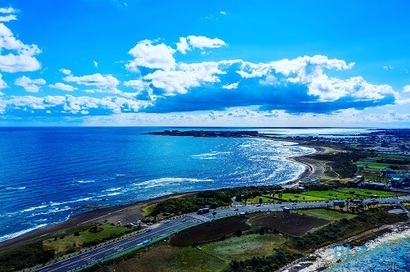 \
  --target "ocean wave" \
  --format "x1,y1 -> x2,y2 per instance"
191,151 -> 230,160
0,223 -> 48,243
21,204 -> 48,213
104,187 -> 122,192
49,197 -> 93,206
74,179 -> 95,184
134,177 -> 214,189
28,206 -> 71,217
5,186 -> 26,190
107,192 -> 122,196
